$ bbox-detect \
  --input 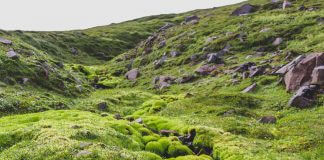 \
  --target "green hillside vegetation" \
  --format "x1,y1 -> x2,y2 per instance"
0,0 -> 323,159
